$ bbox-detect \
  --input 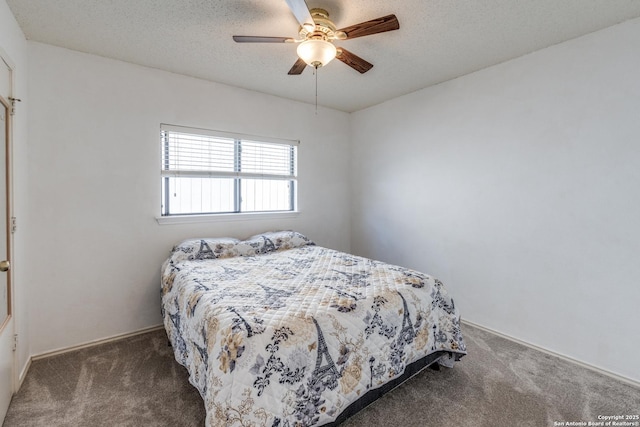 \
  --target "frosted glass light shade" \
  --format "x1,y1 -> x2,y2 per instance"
297,39 -> 337,68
